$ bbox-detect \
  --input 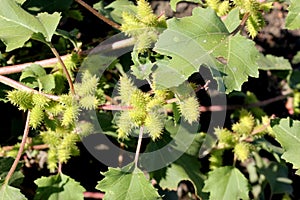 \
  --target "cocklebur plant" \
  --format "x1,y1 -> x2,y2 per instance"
0,0 -> 300,199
